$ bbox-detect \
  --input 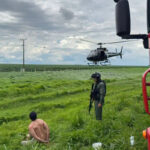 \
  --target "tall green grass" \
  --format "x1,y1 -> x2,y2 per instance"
0,67 -> 149,150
